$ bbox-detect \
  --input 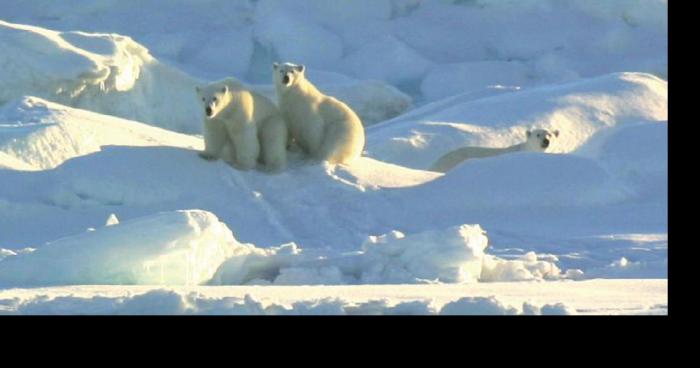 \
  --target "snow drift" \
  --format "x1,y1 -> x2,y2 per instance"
366,72 -> 667,170
0,20 -> 201,133
0,288 -> 575,315
0,96 -> 201,170
0,20 -> 411,132
0,75 -> 666,282
0,1 -> 667,294
0,208 -> 564,286
0,0 -> 666,110
0,210 -> 240,286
